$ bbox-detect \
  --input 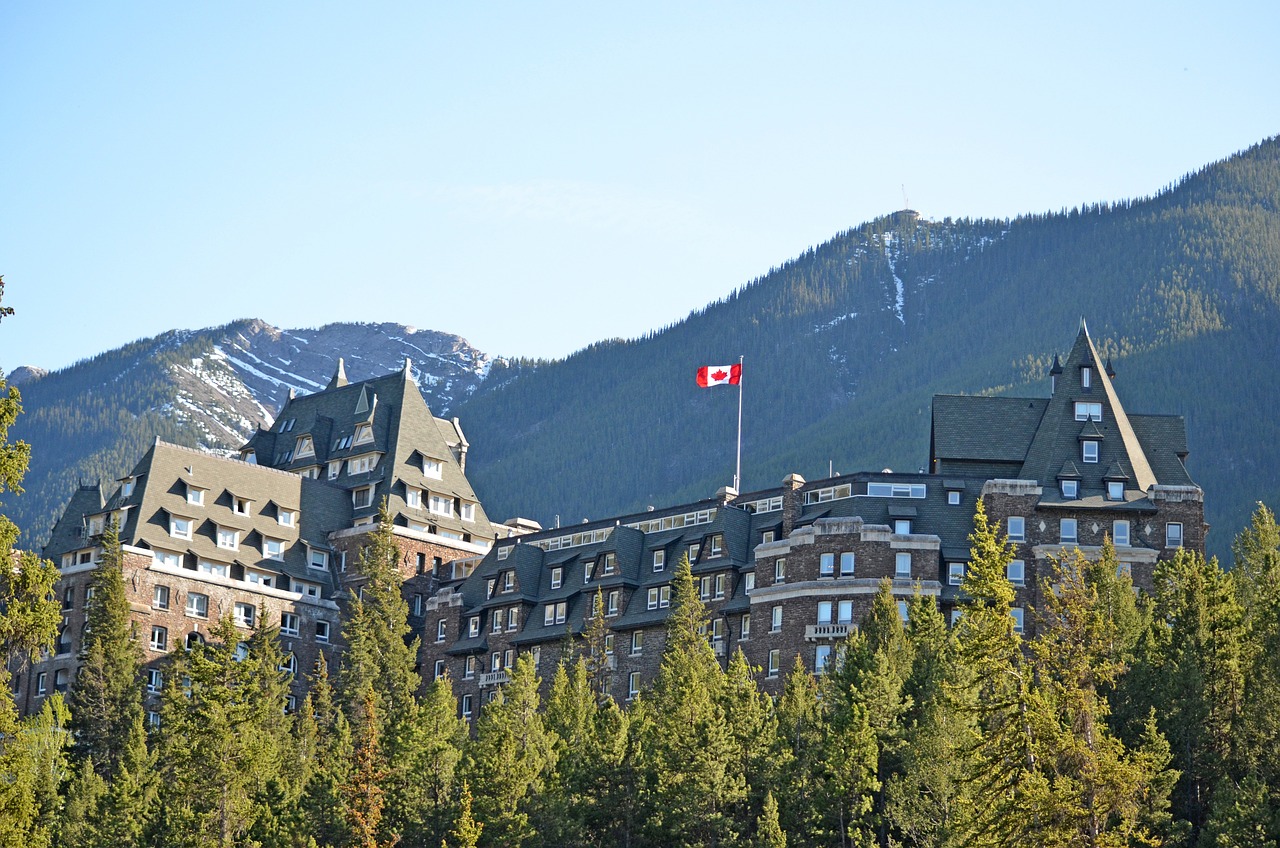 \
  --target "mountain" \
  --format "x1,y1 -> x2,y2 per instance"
5,319 -> 496,547
7,137 -> 1280,561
